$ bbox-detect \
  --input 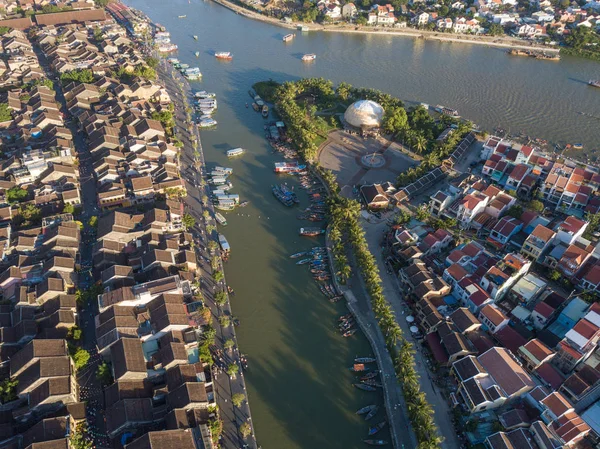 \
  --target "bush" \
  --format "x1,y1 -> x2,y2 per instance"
66,326 -> 82,341
72,348 -> 90,371
0,104 -> 12,122
6,186 -> 28,203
